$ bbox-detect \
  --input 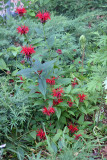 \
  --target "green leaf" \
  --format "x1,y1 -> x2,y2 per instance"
53,130 -> 62,142
47,35 -> 55,47
55,108 -> 61,120
78,114 -> 84,124
51,142 -> 57,154
59,116 -> 66,124
68,111 -> 75,116
65,85 -> 71,93
12,70 -> 19,76
0,58 -> 7,70
17,147 -> 24,160
17,68 -> 32,78
30,131 -> 36,139
38,77 -> 47,97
